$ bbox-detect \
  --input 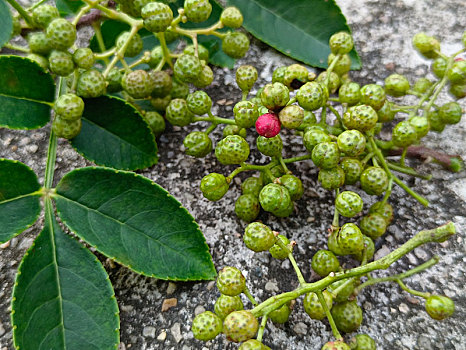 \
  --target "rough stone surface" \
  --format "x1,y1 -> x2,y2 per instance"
1,0 -> 466,350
